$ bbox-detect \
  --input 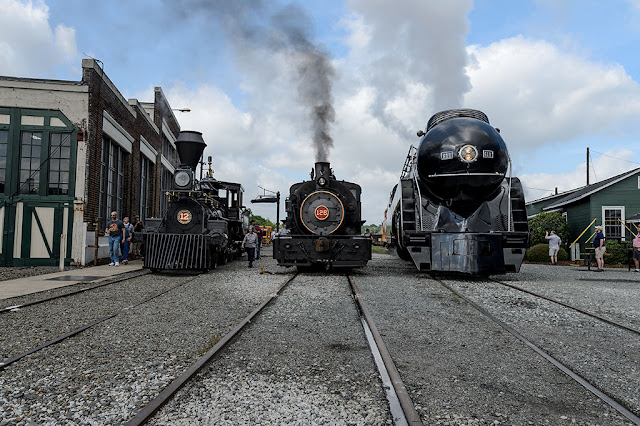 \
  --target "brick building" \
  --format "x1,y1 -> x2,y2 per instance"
0,59 -> 182,265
